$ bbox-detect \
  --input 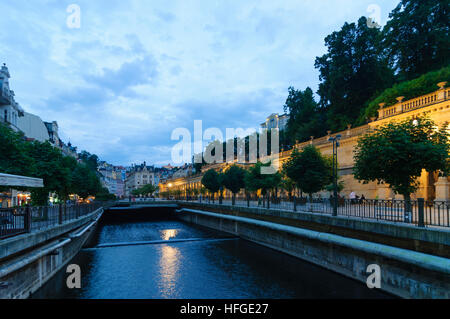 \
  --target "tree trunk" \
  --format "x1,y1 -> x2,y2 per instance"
232,193 -> 236,206
219,190 -> 223,204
